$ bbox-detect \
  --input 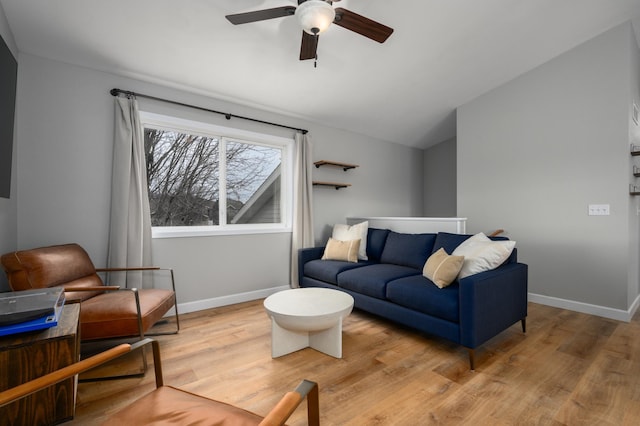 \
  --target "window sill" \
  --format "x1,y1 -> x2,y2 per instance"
152,225 -> 292,239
